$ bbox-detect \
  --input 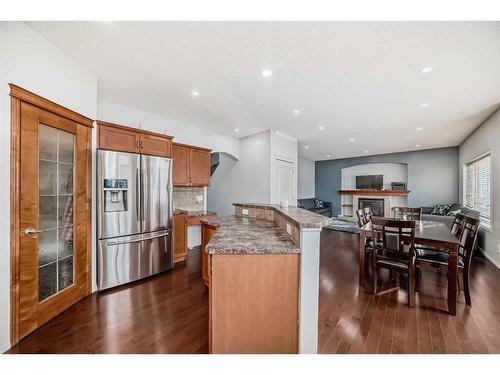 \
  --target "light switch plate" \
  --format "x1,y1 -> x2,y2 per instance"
242,209 -> 249,215
195,195 -> 204,203
286,223 -> 292,235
